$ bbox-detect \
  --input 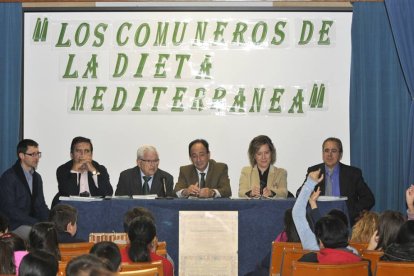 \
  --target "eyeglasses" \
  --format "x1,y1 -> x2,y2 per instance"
24,152 -> 42,158
323,149 -> 339,154
140,159 -> 159,165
